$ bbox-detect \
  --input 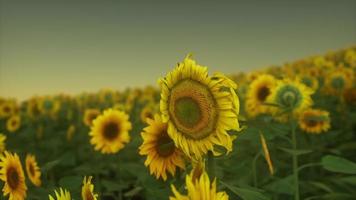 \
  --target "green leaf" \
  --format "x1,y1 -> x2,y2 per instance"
308,181 -> 333,193
338,176 -> 356,185
321,155 -> 356,174
264,175 -> 294,195
59,176 -> 82,189
101,180 -> 126,192
279,147 -> 312,156
41,159 -> 61,172
220,181 -> 270,200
